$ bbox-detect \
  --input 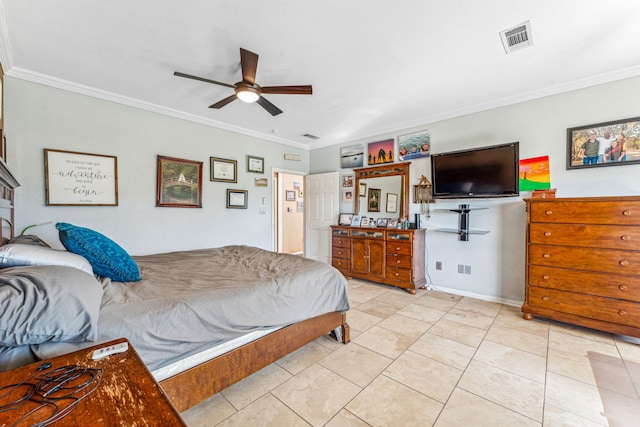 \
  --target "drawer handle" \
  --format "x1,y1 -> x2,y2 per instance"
543,253 -> 551,258
395,247 -> 401,251
542,296 -> 549,301
619,310 -> 627,316
621,235 -> 631,241
544,231 -> 551,237
545,210 -> 553,215
394,273 -> 400,277
619,260 -> 628,266
623,210 -> 632,216
396,260 -> 401,264
542,275 -> 550,280
619,285 -> 628,291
